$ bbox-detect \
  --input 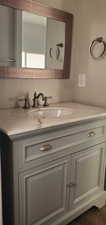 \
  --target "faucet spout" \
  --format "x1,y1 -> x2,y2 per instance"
37,93 -> 45,107
37,93 -> 45,100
